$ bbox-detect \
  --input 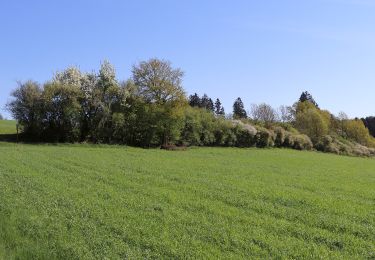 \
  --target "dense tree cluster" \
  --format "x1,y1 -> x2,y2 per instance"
299,91 -> 319,108
362,117 -> 375,137
6,59 -> 375,156
188,93 -> 225,116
